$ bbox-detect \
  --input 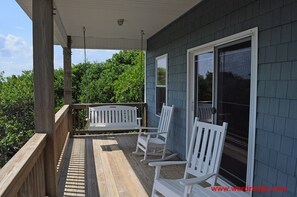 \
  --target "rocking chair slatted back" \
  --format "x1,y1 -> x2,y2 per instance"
157,105 -> 174,139
185,118 -> 228,184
